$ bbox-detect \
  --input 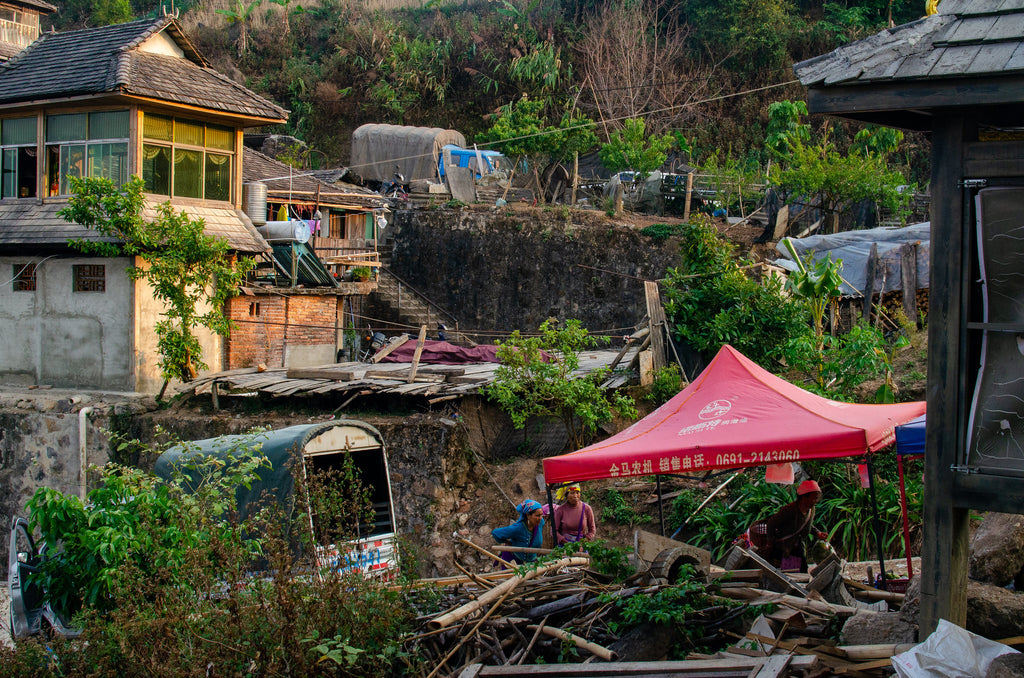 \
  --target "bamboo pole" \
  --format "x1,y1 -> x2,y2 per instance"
455,534 -> 515,568
525,624 -> 618,661
430,557 -> 590,629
